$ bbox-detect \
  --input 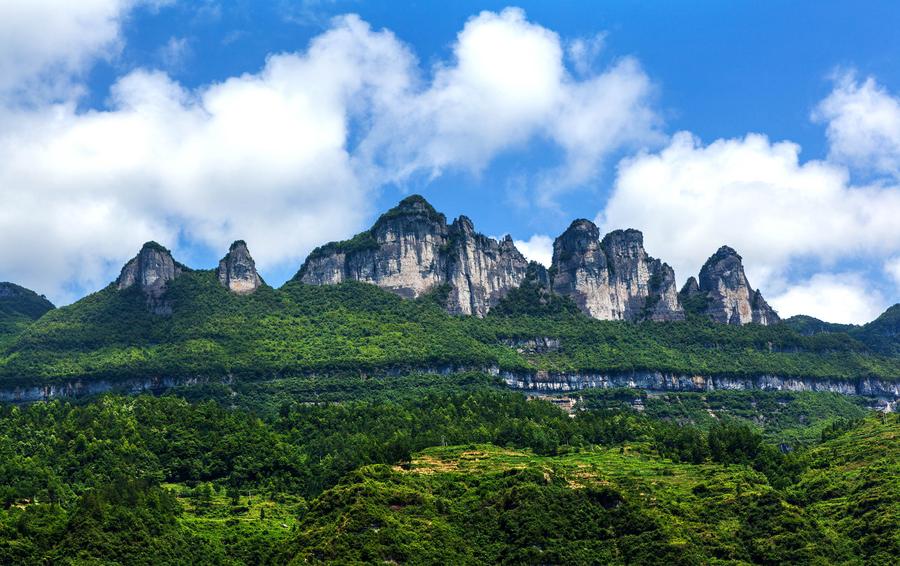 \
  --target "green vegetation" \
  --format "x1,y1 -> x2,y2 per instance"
784,305 -> 900,355
0,283 -> 54,350
578,388 -> 871,444
289,412 -> 898,564
0,381 -> 895,564
3,273 -> 900,385
487,264 -> 582,318
2,250 -> 897,563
